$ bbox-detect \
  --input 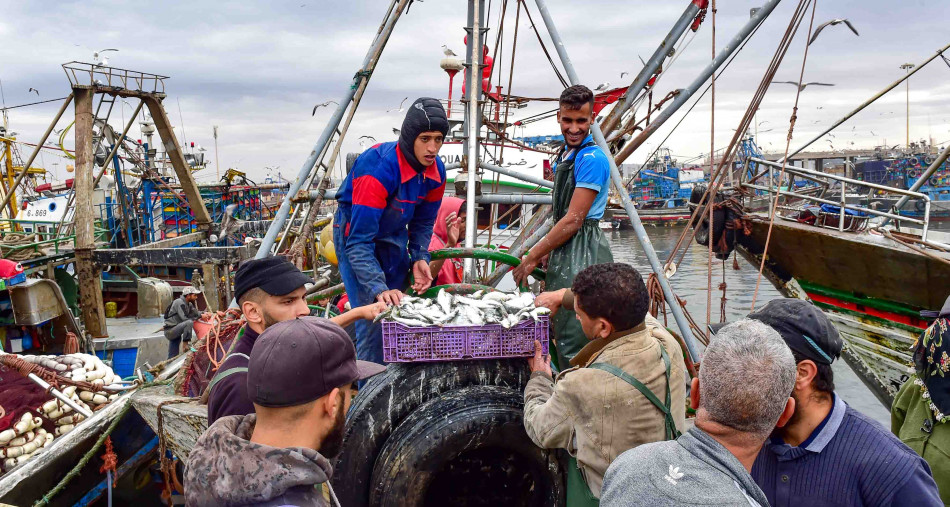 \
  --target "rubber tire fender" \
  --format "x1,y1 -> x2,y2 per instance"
369,385 -> 565,507
916,199 -> 926,212
332,360 -> 532,507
